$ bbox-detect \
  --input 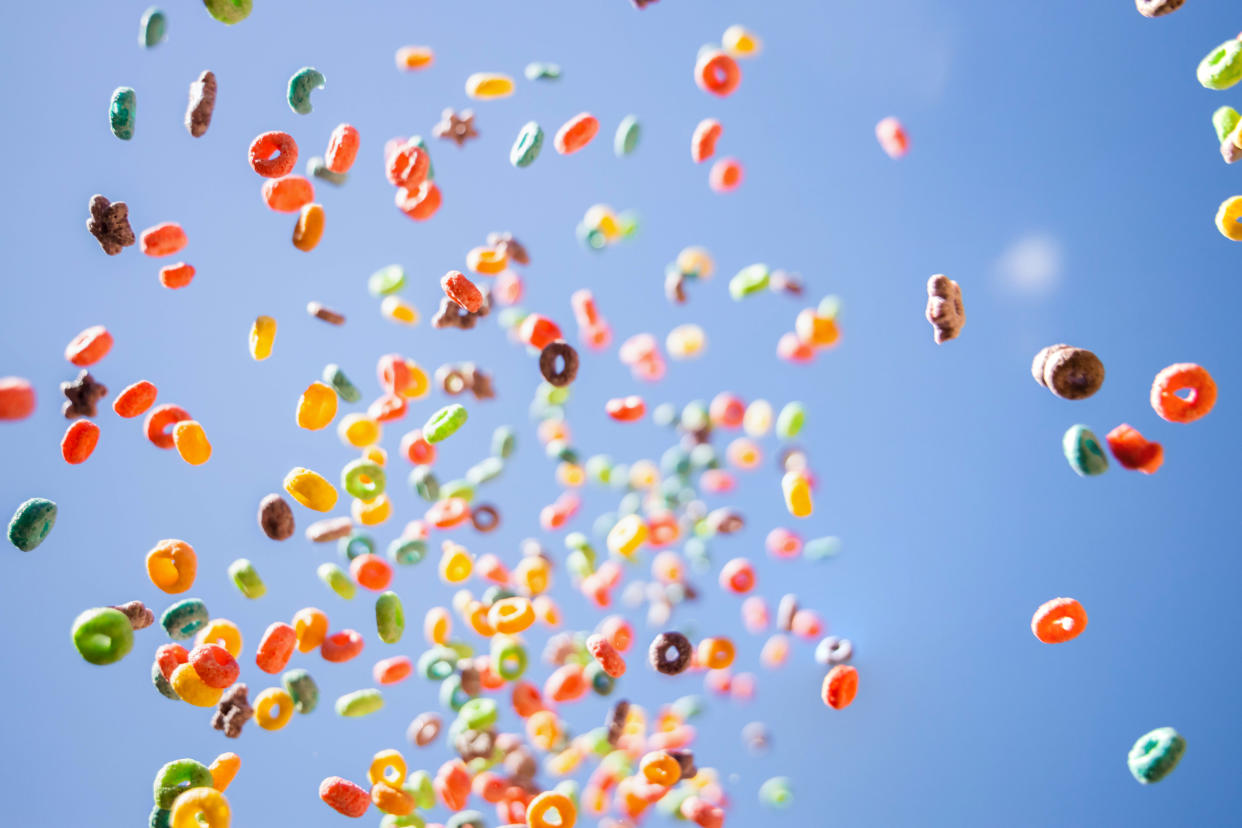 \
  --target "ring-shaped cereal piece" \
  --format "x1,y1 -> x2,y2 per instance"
465,72 -> 515,99
1135,0 -> 1183,17
189,644 -> 239,688
539,340 -> 579,387
170,786 -> 230,828
248,131 -> 298,178
254,687 -> 294,730
1216,196 -> 1242,241
426,497 -> 470,530
1198,39 -> 1242,90
1031,597 -> 1088,644
466,246 -> 507,275
695,49 -> 741,97
408,712 -> 442,746
262,175 -> 314,213
1128,726 -> 1186,784
140,223 -> 188,257
554,112 -> 600,155
342,459 -> 387,500
1105,423 -> 1164,474
606,395 -> 646,422
648,631 -> 692,675
325,124 -> 359,174
691,118 -> 722,163
696,637 -> 736,670
288,67 -> 325,115
395,180 -> 441,221
65,325 -> 113,366
640,751 -> 682,786
527,791 -> 577,828
587,634 -> 627,678
441,270 -> 484,313
488,597 -> 535,634
469,503 -> 500,533
1150,363 -> 1217,423
709,158 -> 743,192
386,140 -> 430,188
147,539 -> 198,593
61,420 -> 100,464
321,629 -> 365,663
71,607 -> 134,665
821,664 -> 858,709
293,203 -> 325,252
319,776 -> 370,817
145,404 -> 192,450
